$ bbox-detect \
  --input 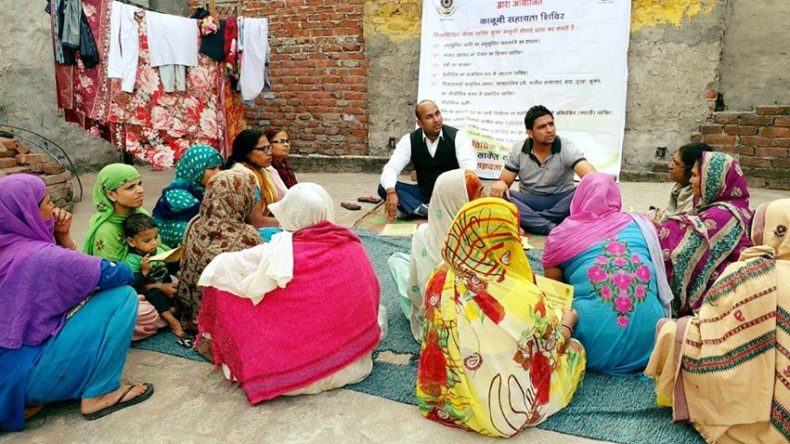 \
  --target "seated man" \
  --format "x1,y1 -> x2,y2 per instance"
490,105 -> 595,234
378,100 -> 477,220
